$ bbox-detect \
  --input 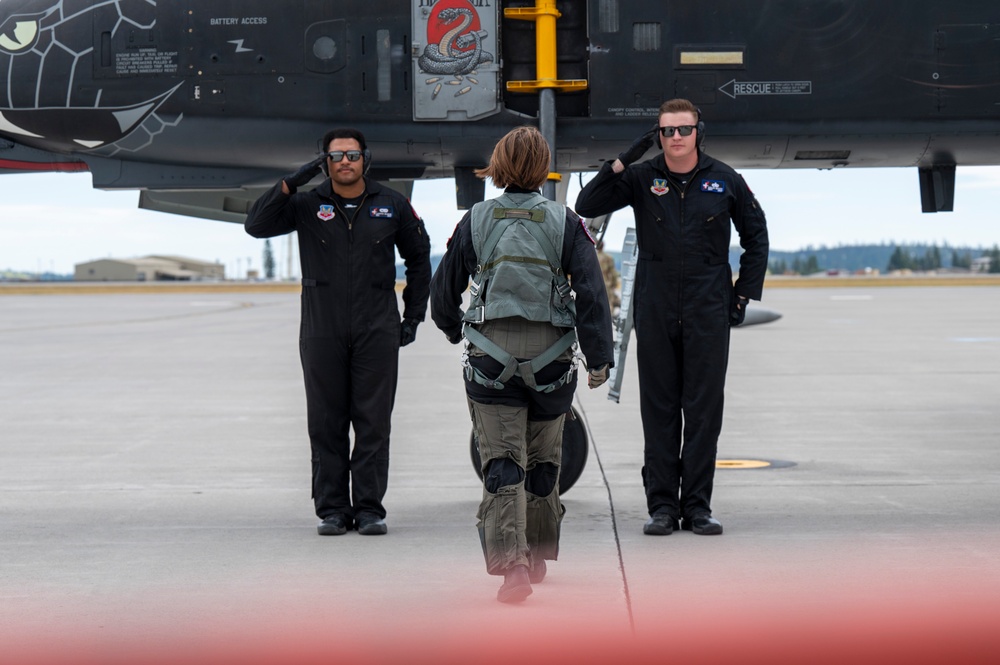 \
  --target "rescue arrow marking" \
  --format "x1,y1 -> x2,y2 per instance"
719,79 -> 812,99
